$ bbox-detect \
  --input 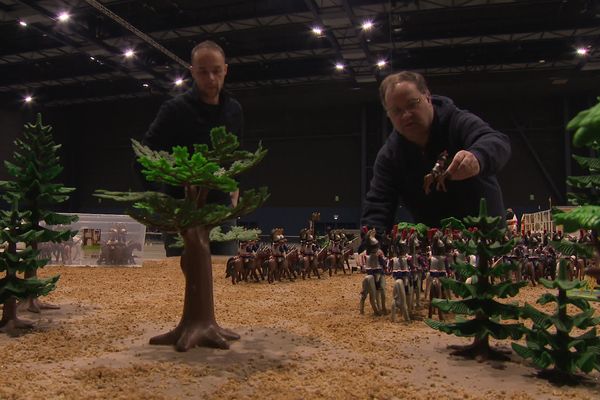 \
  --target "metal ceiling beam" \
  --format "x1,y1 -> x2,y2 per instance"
82,0 -> 189,69
17,0 -> 172,90
304,0 -> 357,83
